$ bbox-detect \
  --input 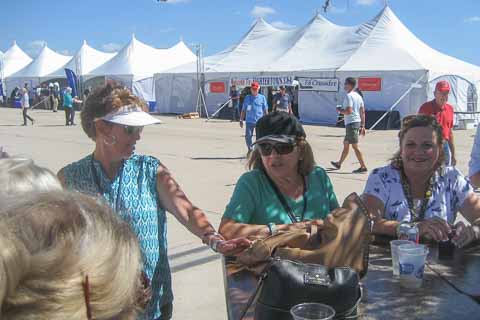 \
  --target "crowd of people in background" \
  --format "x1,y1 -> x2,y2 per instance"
0,78 -> 479,319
